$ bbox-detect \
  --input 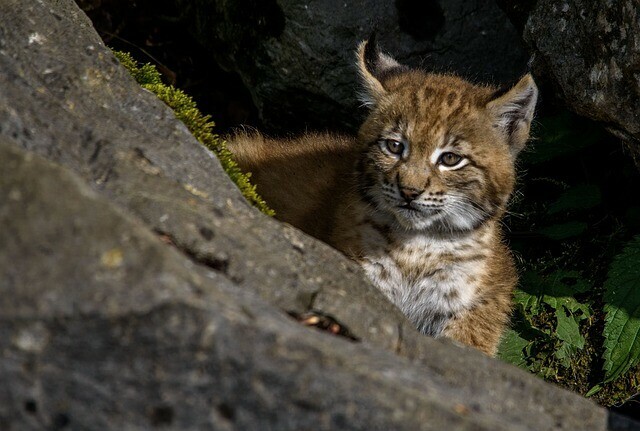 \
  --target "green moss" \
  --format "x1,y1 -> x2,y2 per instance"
112,50 -> 274,216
